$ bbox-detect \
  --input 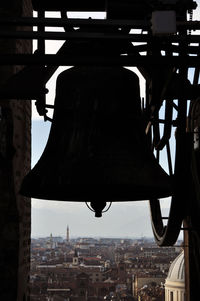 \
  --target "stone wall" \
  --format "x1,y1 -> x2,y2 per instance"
0,1 -> 32,300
